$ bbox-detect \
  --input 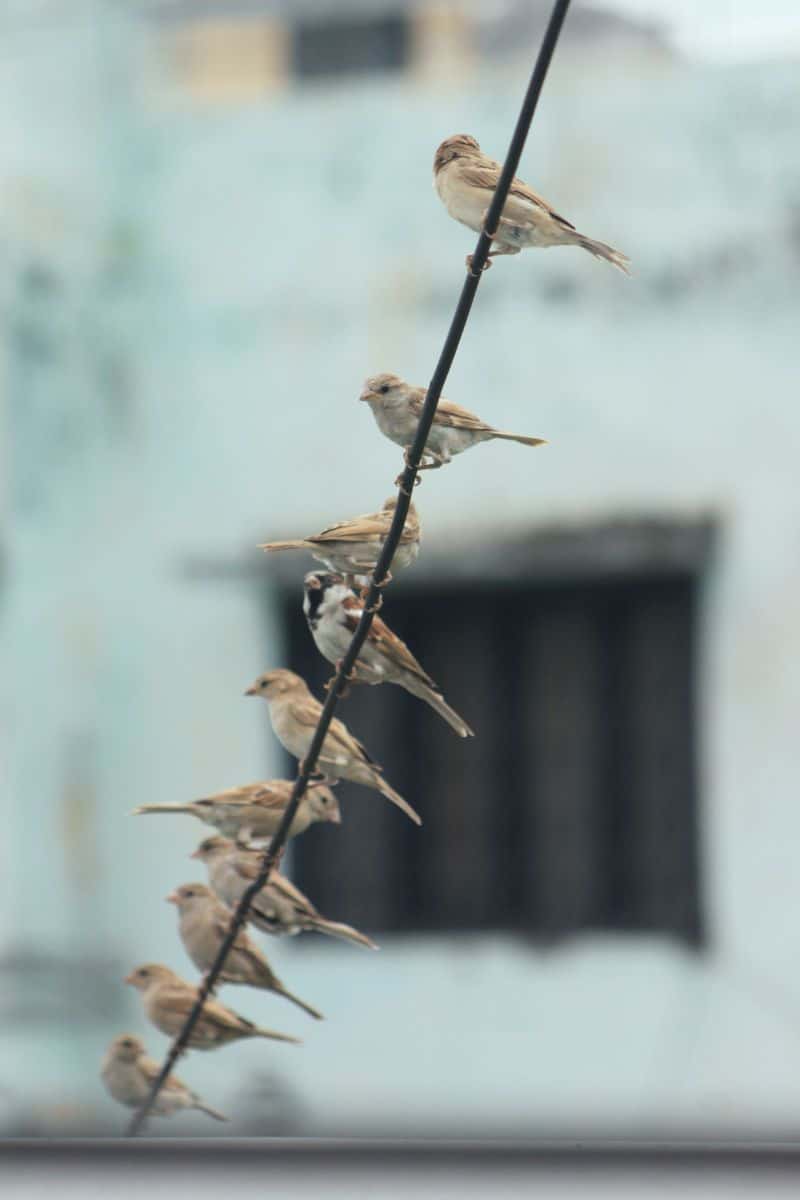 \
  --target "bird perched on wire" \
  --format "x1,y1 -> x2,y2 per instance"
259,496 -> 420,588
191,835 -> 379,950
434,134 -> 630,274
124,963 -> 300,1050
244,668 -> 421,825
303,571 -> 473,738
360,373 -> 546,471
101,1033 -> 227,1121
167,883 -> 323,1020
133,780 -> 340,847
